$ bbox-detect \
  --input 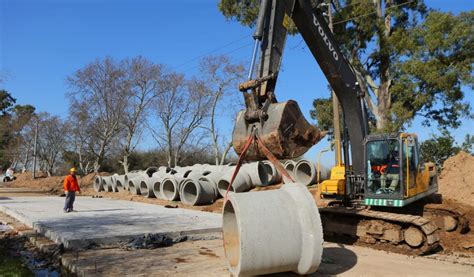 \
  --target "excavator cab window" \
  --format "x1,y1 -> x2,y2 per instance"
366,139 -> 402,197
